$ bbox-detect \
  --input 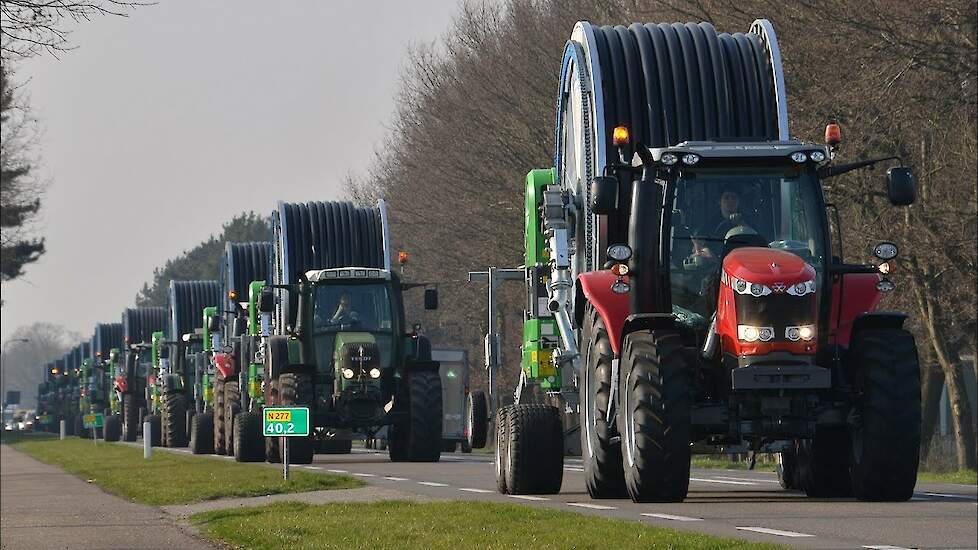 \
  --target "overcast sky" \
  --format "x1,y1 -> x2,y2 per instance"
1,1 -> 461,342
